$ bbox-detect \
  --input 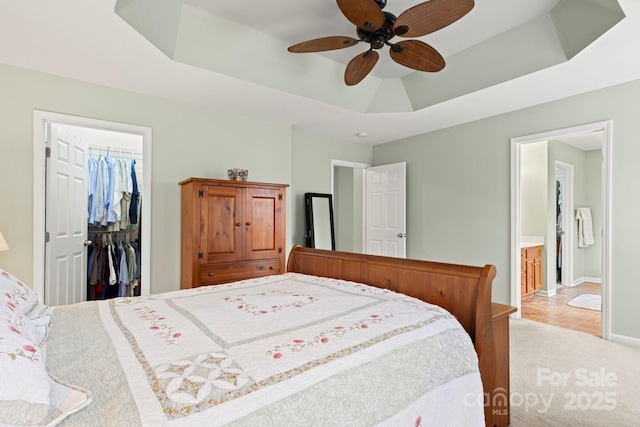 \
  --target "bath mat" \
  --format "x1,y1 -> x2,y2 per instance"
567,293 -> 601,311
